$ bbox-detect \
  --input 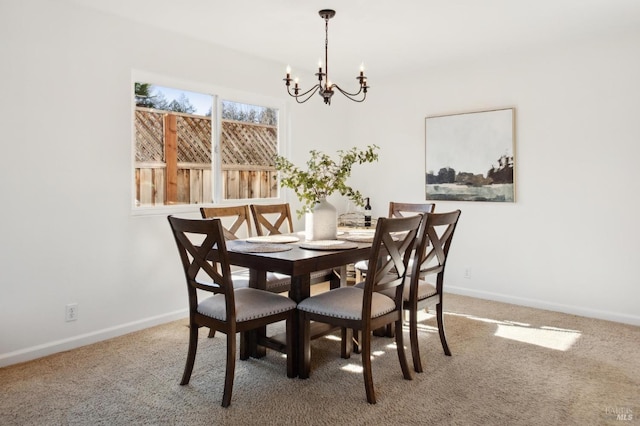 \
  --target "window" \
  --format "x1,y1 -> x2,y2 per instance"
132,75 -> 283,210
219,100 -> 279,200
